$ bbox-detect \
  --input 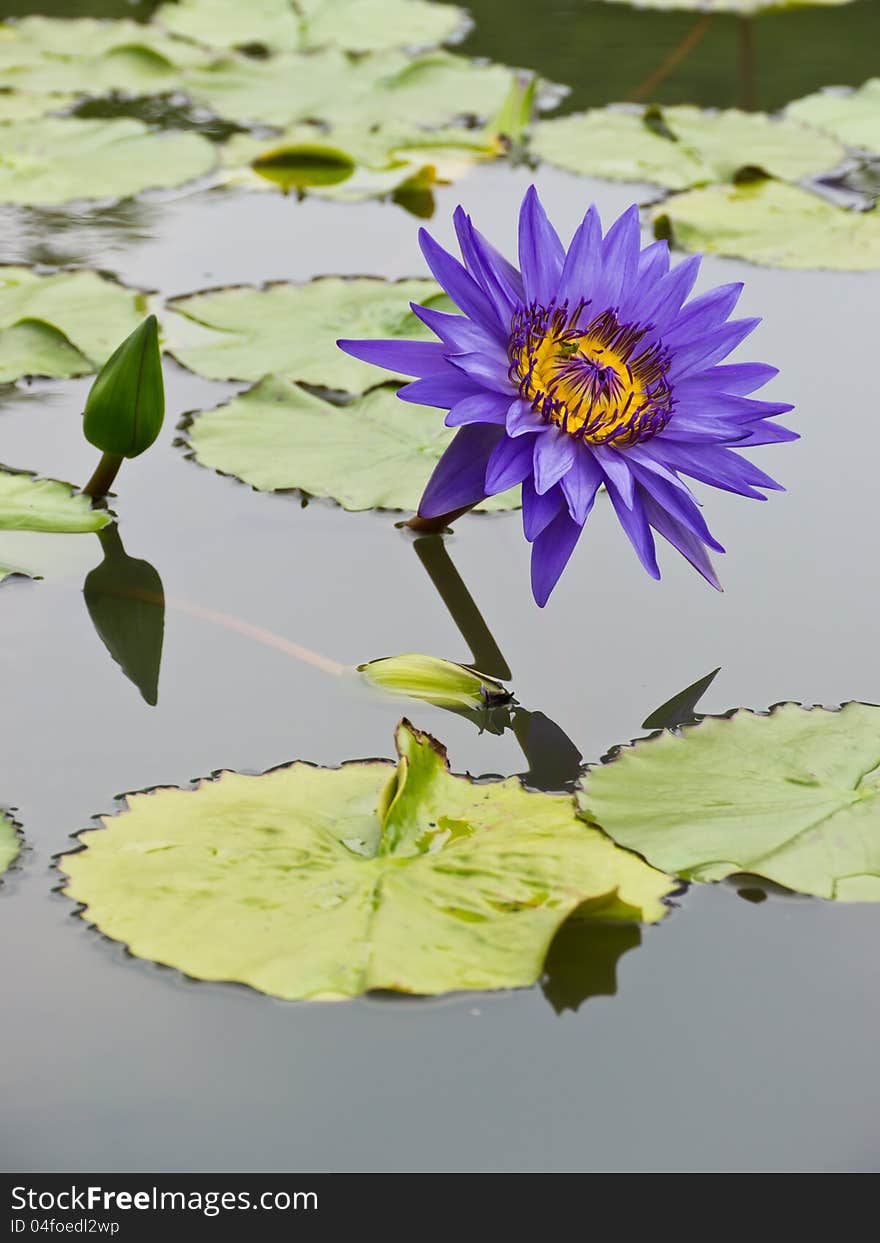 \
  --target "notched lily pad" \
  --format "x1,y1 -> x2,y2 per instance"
0,267 -> 148,382
578,702 -> 880,901
164,277 -> 445,389
0,466 -> 109,584
786,80 -> 880,157
531,104 -> 844,190
158,0 -> 469,54
58,720 -> 674,1000
0,117 -> 216,206
654,178 -> 880,269
183,376 -> 520,512
0,810 -> 22,879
